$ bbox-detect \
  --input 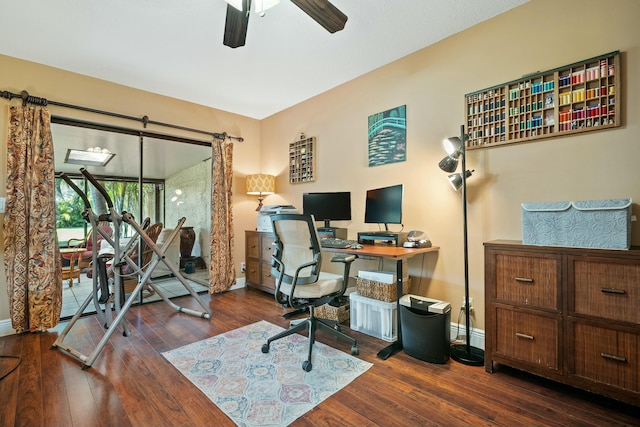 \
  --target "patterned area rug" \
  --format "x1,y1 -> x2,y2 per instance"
162,320 -> 372,427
